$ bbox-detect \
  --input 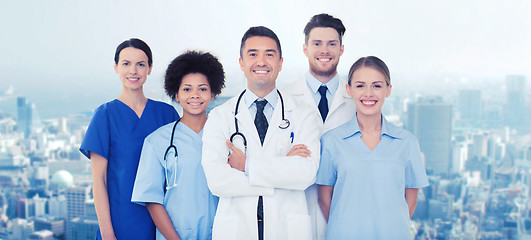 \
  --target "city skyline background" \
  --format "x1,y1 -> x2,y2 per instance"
2,0 -> 530,119
2,1 -> 531,239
